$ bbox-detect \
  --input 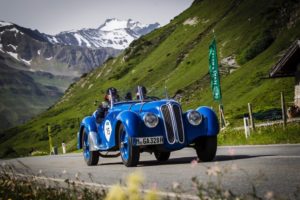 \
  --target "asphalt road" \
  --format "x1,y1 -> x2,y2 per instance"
1,144 -> 300,199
